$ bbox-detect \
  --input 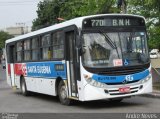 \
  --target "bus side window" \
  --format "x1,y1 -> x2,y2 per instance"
52,31 -> 64,59
31,37 -> 39,61
16,42 -> 23,62
41,34 -> 51,60
24,39 -> 31,61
